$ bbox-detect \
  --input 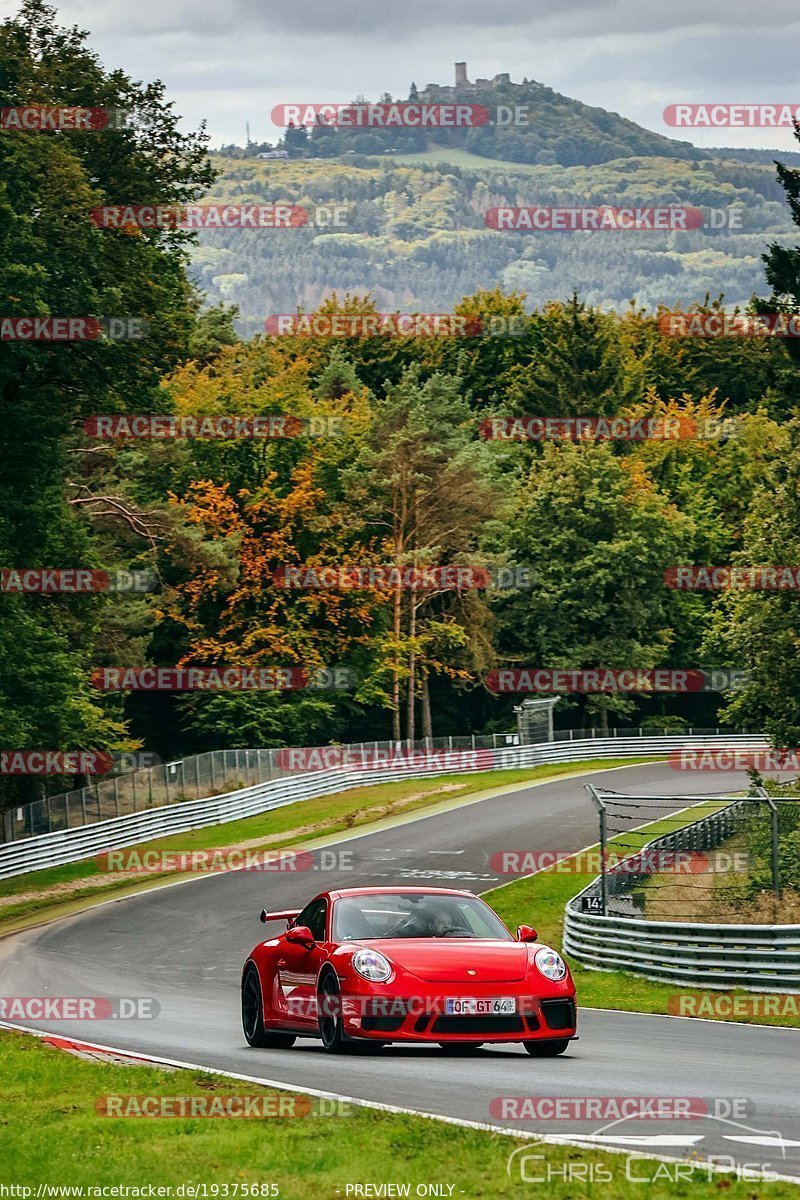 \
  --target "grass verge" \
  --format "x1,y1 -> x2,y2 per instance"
0,758 -> 658,937
1,1029 -> 796,1196
484,801 -> 800,1029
